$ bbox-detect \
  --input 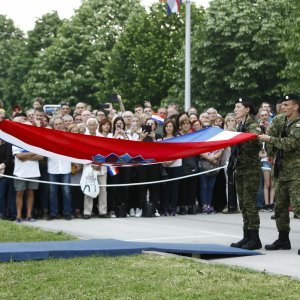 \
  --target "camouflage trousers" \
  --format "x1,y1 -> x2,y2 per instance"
236,172 -> 260,230
275,180 -> 300,232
